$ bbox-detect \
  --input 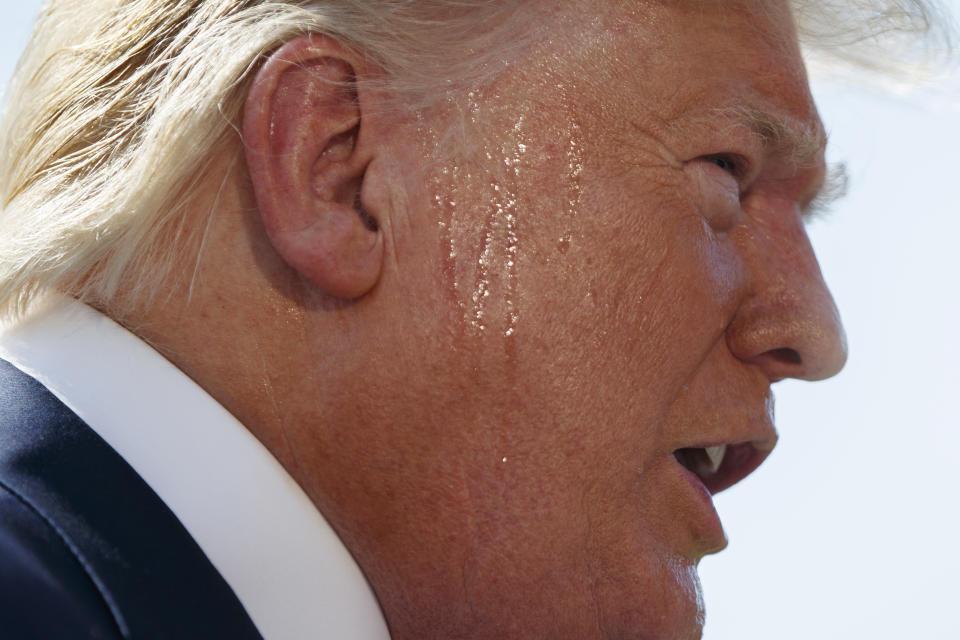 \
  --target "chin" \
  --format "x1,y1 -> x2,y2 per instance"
602,607 -> 704,640
596,559 -> 707,640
